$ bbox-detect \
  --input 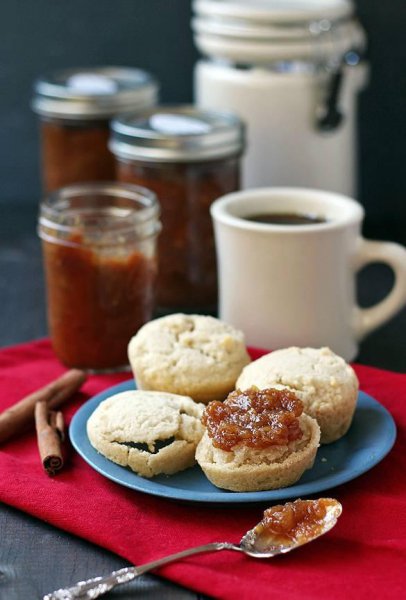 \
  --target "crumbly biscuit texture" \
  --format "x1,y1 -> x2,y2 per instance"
87,390 -> 205,477
128,313 -> 251,403
237,347 -> 359,444
196,414 -> 320,492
